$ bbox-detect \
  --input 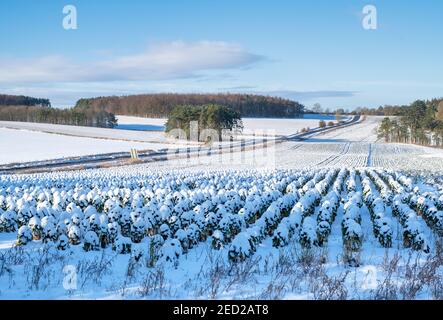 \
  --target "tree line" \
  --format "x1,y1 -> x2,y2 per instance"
0,95 -> 116,128
377,99 -> 443,147
308,103 -> 407,116
352,105 -> 407,116
75,93 -> 305,118
0,94 -> 51,107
